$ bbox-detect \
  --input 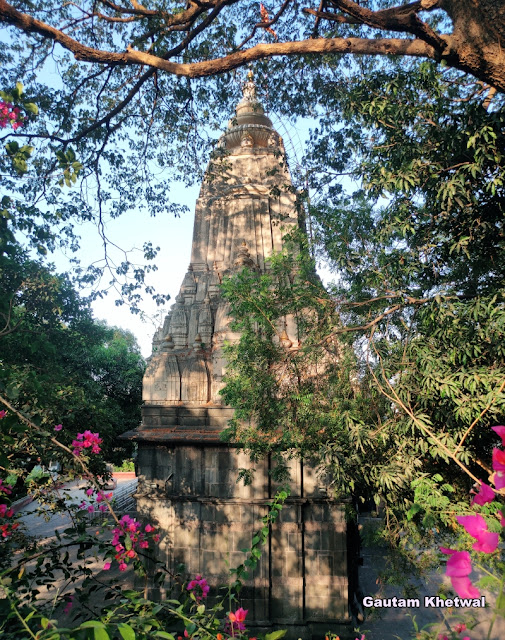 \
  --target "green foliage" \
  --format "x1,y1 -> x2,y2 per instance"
0,238 -> 145,468
221,61 -> 505,550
